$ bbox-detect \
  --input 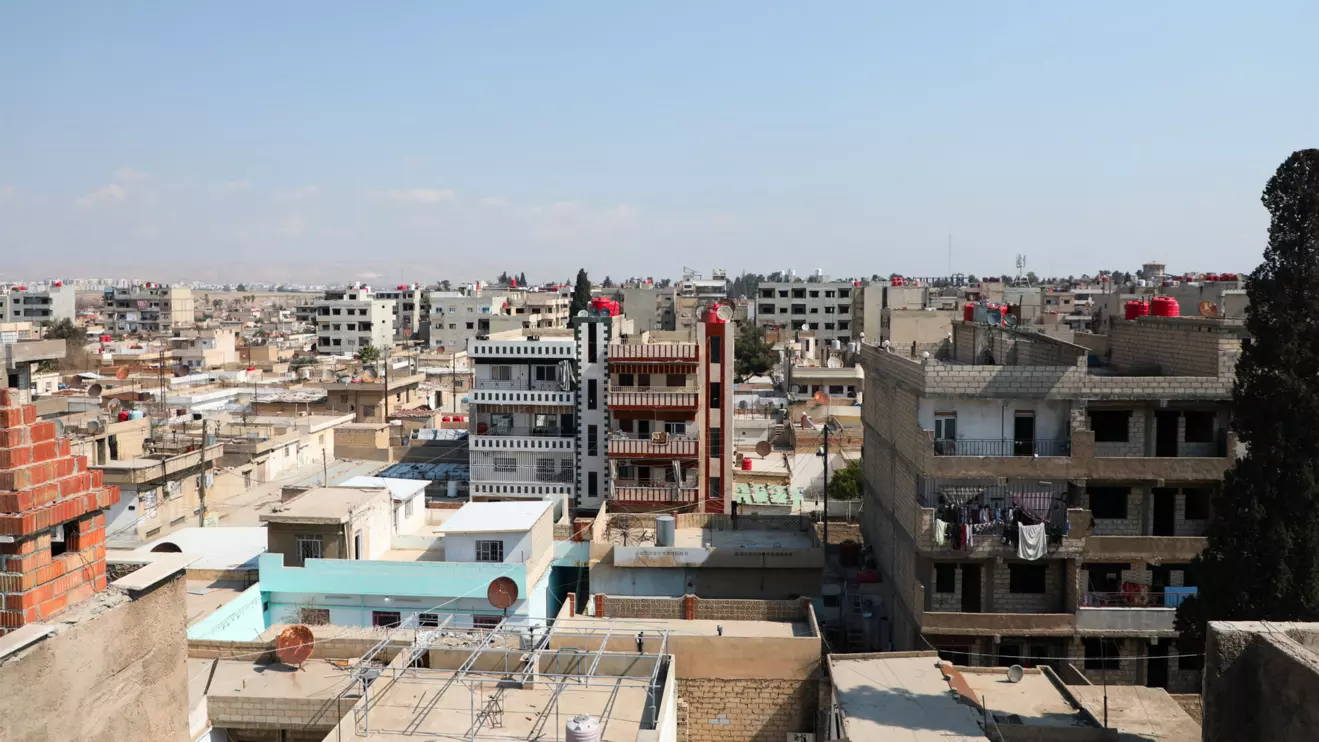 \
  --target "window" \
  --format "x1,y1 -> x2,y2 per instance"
297,535 -> 323,563
362,404 -> 375,418
666,373 -> 686,388
935,564 -> 956,593
491,365 -> 512,382
404,497 -> 415,519
476,539 -> 505,562
1089,487 -> 1129,519
300,608 -> 330,625
664,421 -> 687,436
472,614 -> 502,629
418,612 -> 440,627
588,379 -> 598,410
708,476 -> 721,497
494,457 -> 516,474
587,324 -> 598,363
618,373 -> 635,387
588,425 -> 599,456
1083,638 -> 1121,670
760,288 -> 775,299
372,610 -> 402,628
1009,565 -> 1048,593
588,471 -> 598,496
709,382 -> 721,408
1184,489 -> 1211,520
709,427 -> 723,458
534,365 -> 557,382
1090,410 -> 1131,442
1184,411 -> 1215,443
809,290 -> 820,298
709,335 -> 721,359
759,304 -> 775,314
